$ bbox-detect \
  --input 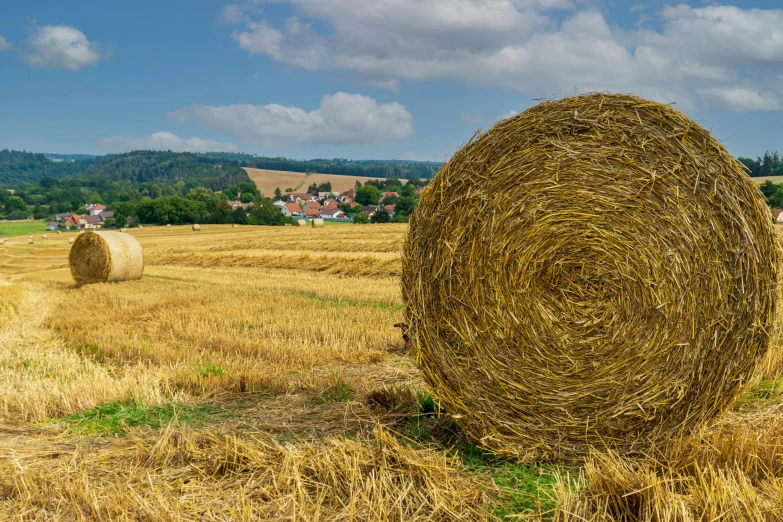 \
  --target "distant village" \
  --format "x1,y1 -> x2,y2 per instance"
47,186 -> 425,229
